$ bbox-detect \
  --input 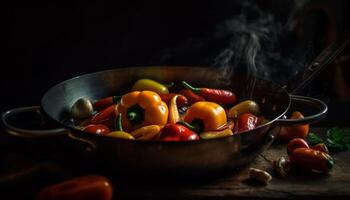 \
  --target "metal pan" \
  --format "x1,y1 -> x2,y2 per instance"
2,66 -> 327,177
